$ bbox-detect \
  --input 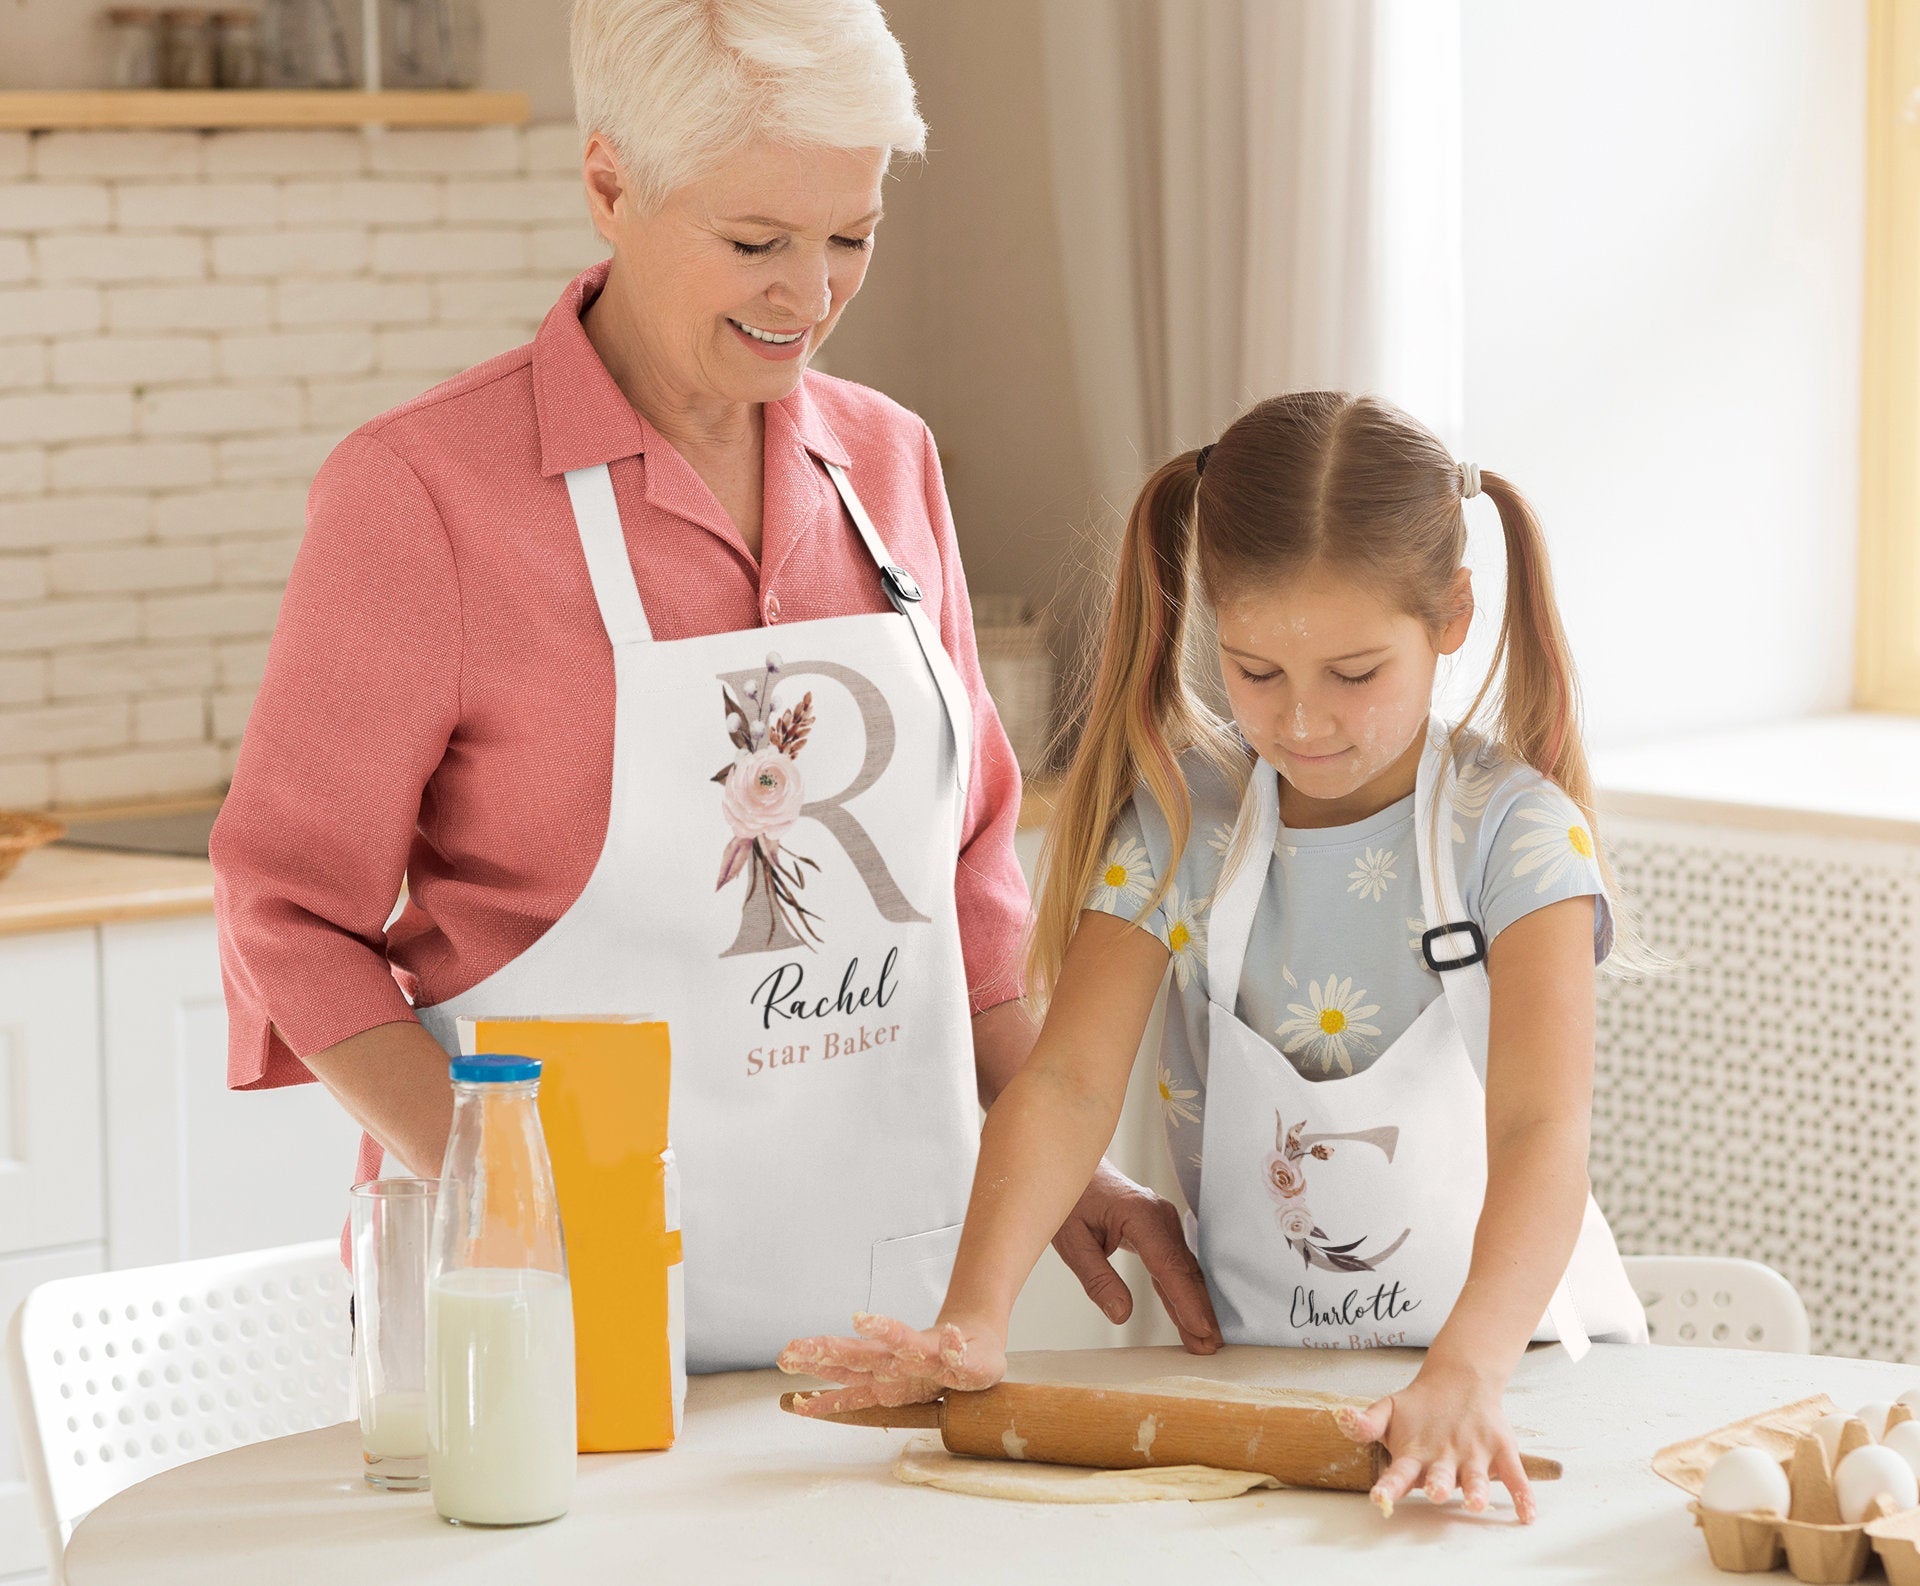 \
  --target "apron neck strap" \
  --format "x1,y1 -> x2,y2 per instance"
1414,723 -> 1472,934
564,464 -> 653,645
1413,723 -> 1493,1045
1205,758 -> 1277,1014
